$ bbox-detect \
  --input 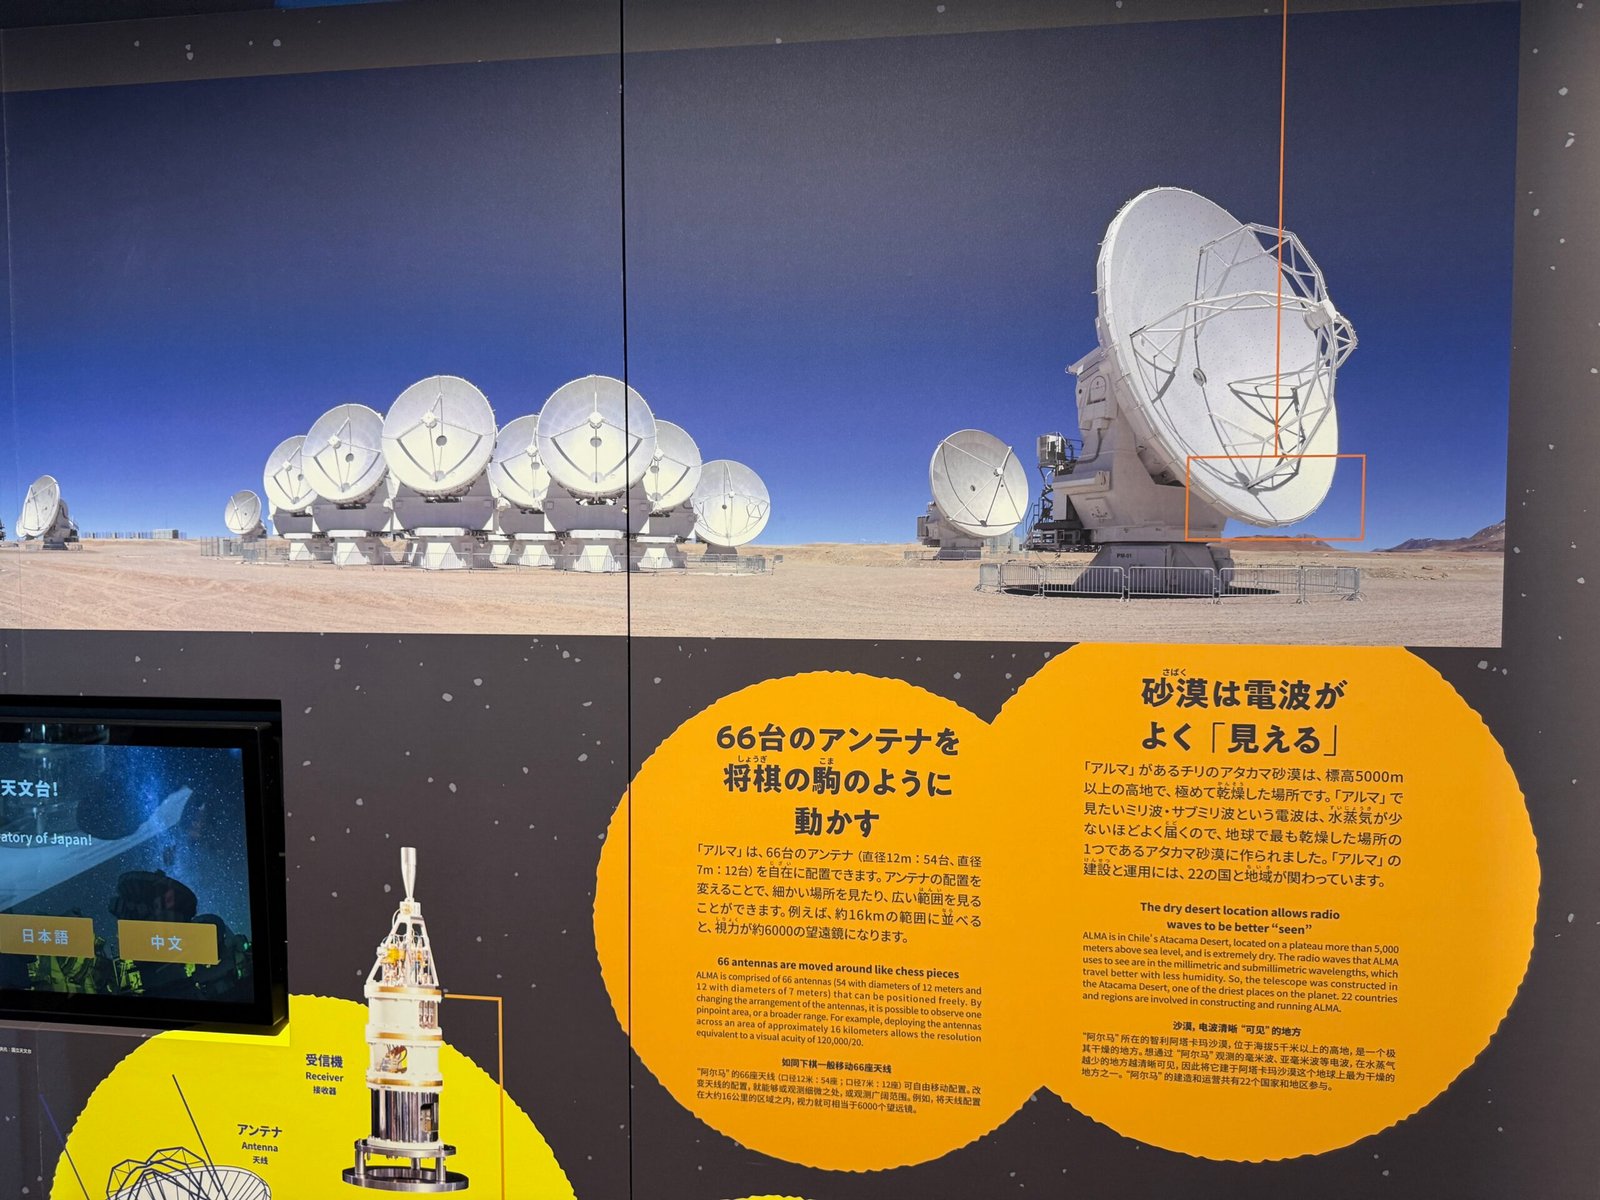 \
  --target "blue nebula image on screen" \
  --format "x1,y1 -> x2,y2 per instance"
0,741 -> 256,1003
